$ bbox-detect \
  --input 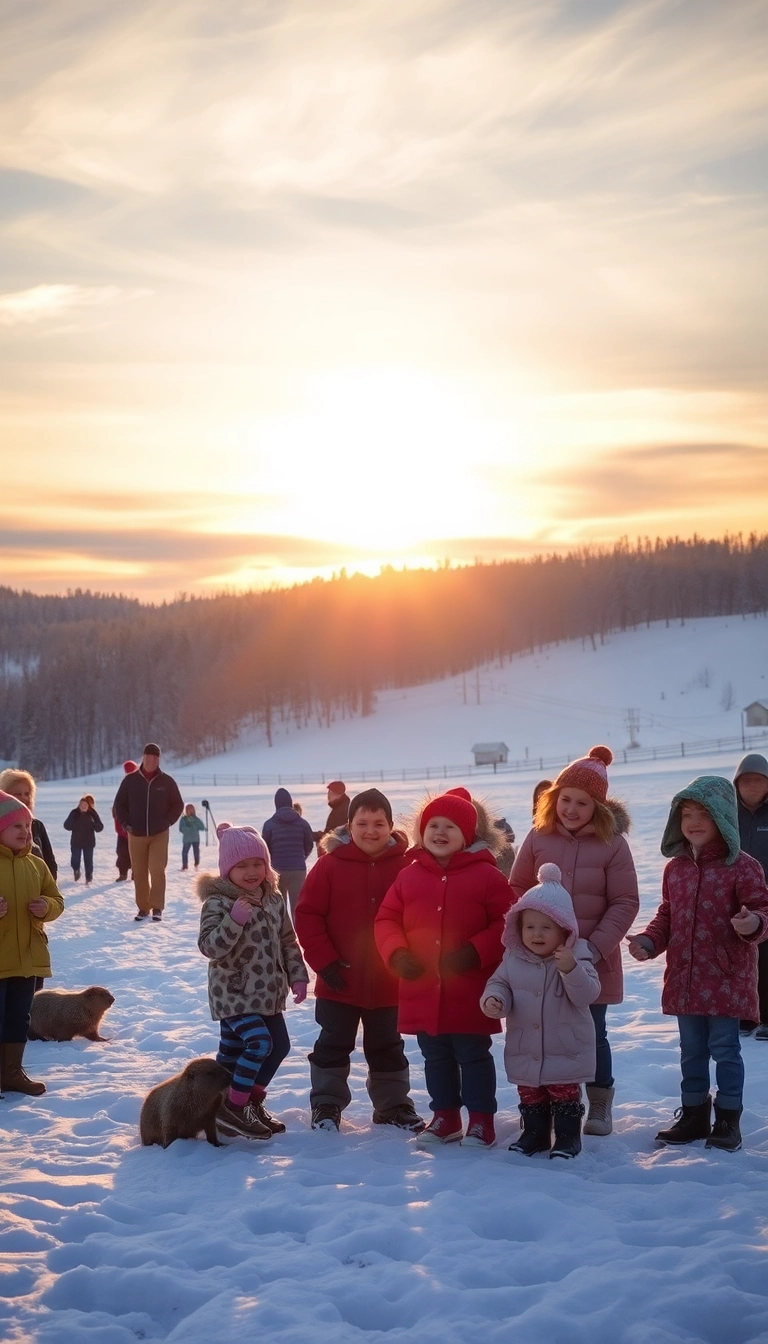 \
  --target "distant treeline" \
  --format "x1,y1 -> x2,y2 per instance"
1,533 -> 766,779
